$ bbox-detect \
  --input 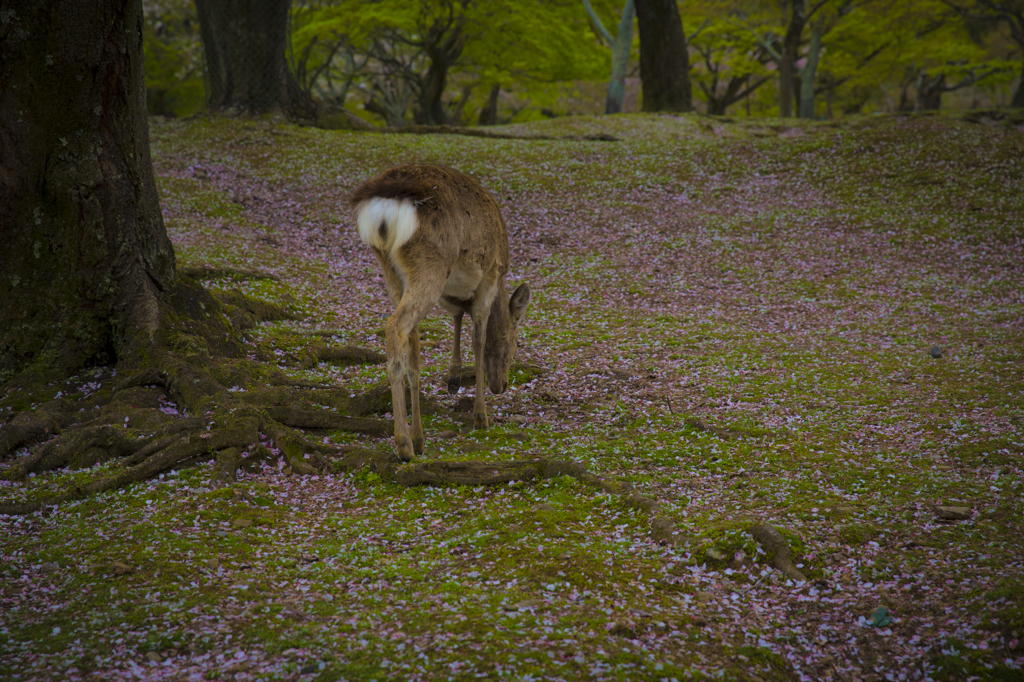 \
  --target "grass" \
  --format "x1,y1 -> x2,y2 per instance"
1,110 -> 1023,681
